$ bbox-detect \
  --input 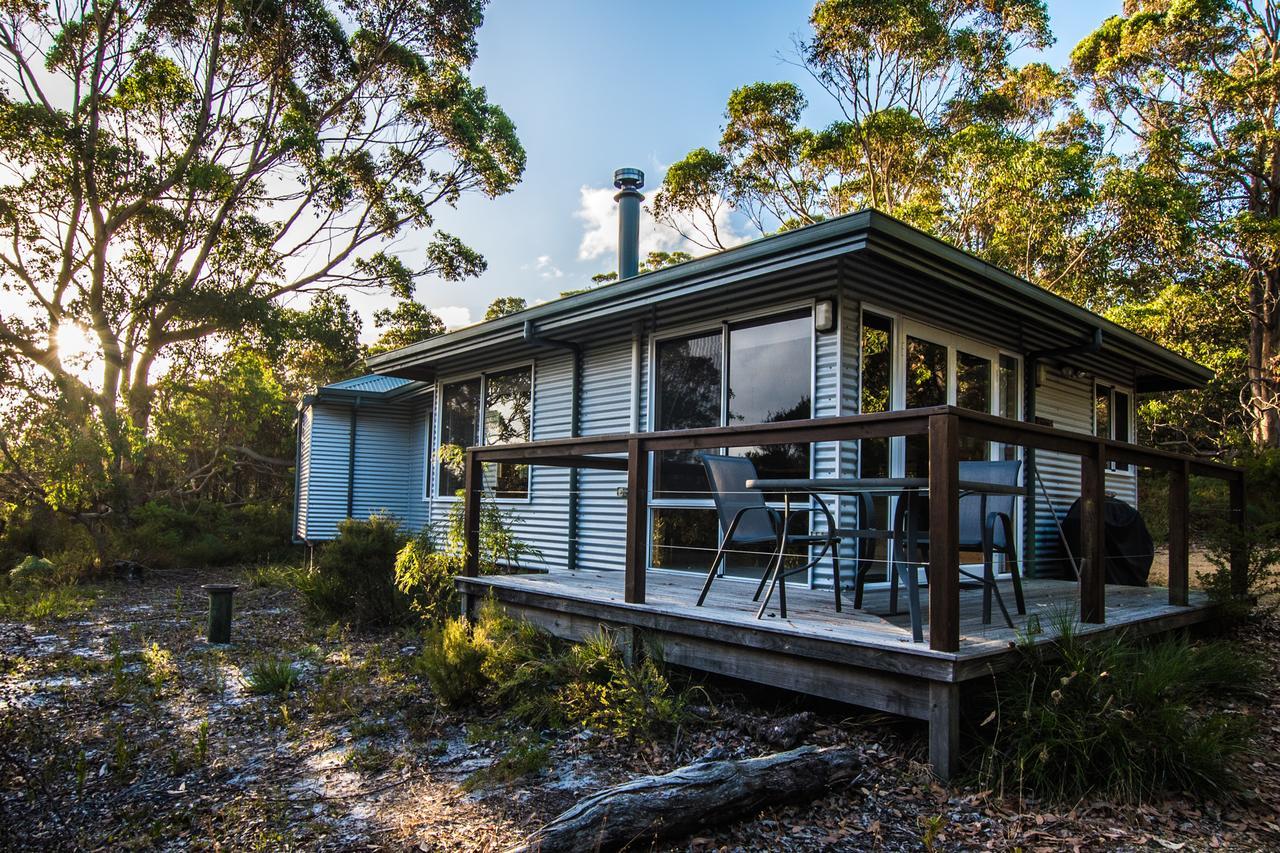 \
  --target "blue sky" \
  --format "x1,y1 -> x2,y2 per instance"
353,1 -> 1121,336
